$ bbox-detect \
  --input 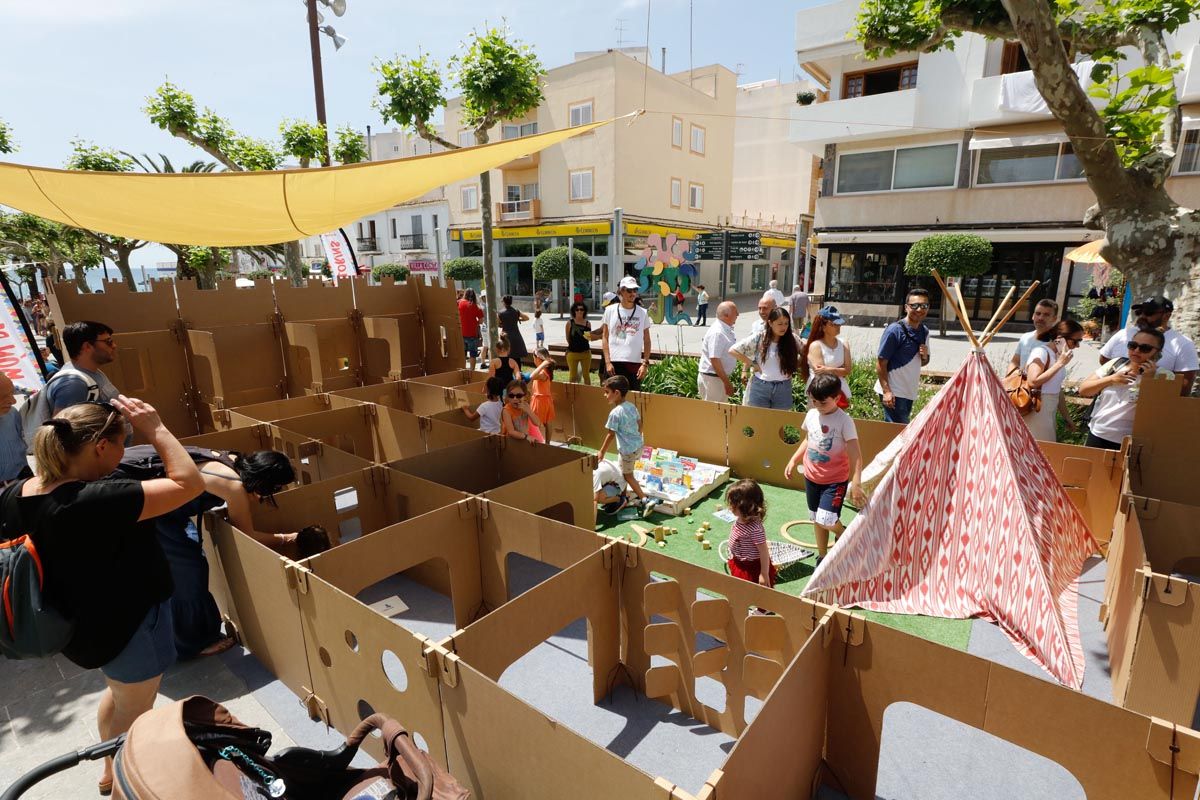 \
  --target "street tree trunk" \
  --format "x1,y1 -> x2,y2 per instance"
476,130 -> 500,353
72,264 -> 91,293
114,248 -> 137,291
285,240 -> 307,286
